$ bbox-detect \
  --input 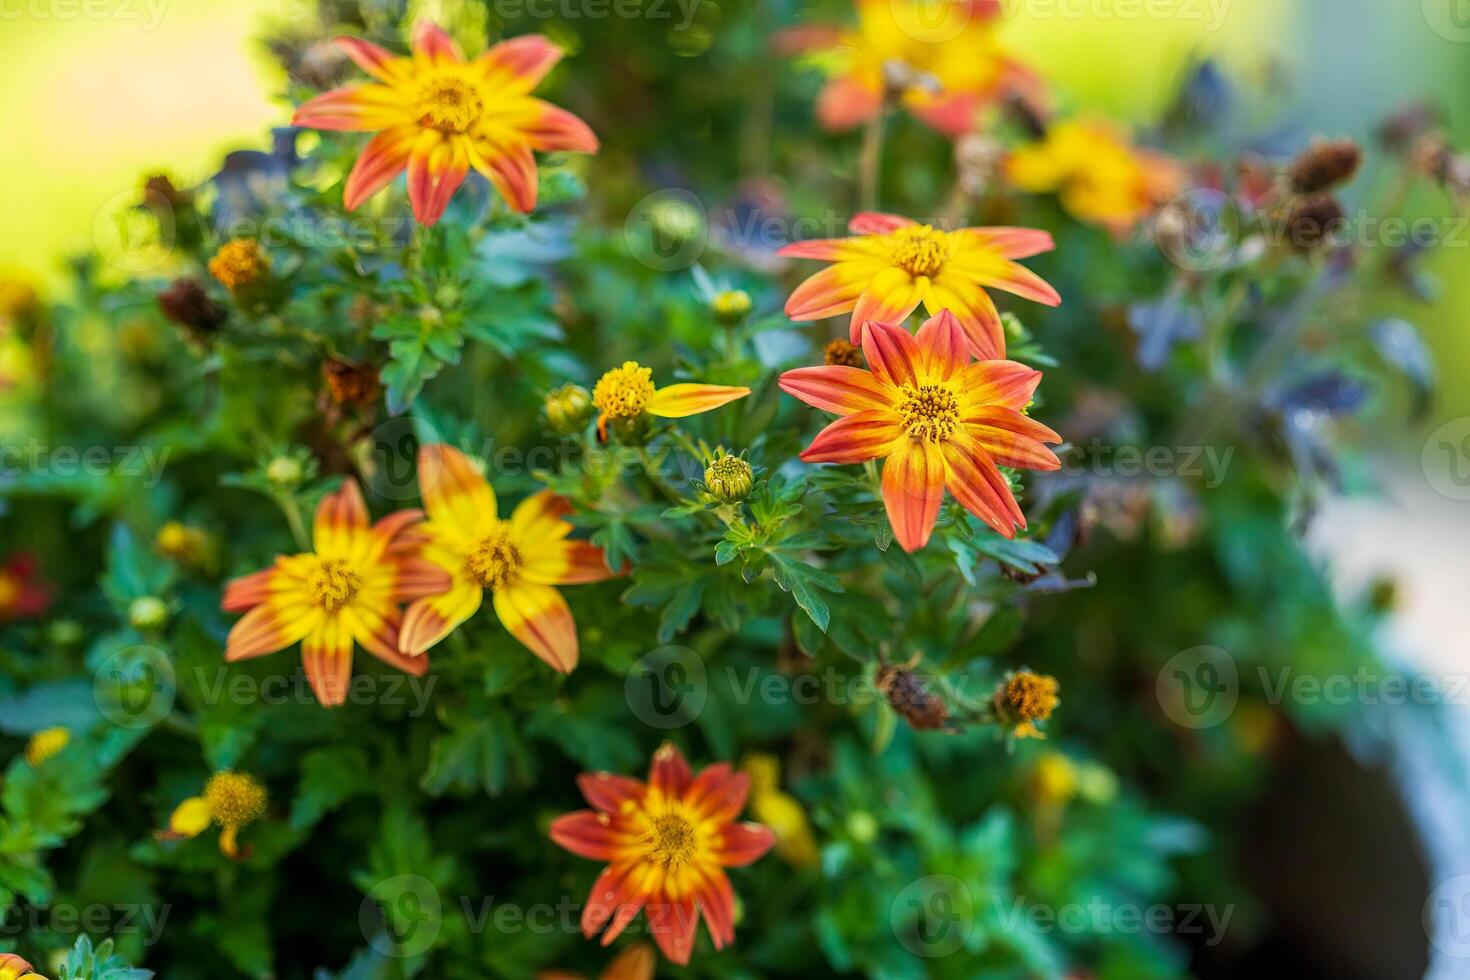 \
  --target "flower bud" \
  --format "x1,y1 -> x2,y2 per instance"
1287,137 -> 1362,194
265,456 -> 305,488
710,289 -> 753,325
25,726 -> 70,766
823,339 -> 864,368
704,452 -> 753,503
993,669 -> 1060,739
322,358 -> 382,409
158,277 -> 226,340
129,596 -> 169,631
545,383 -> 595,434
209,239 -> 270,294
